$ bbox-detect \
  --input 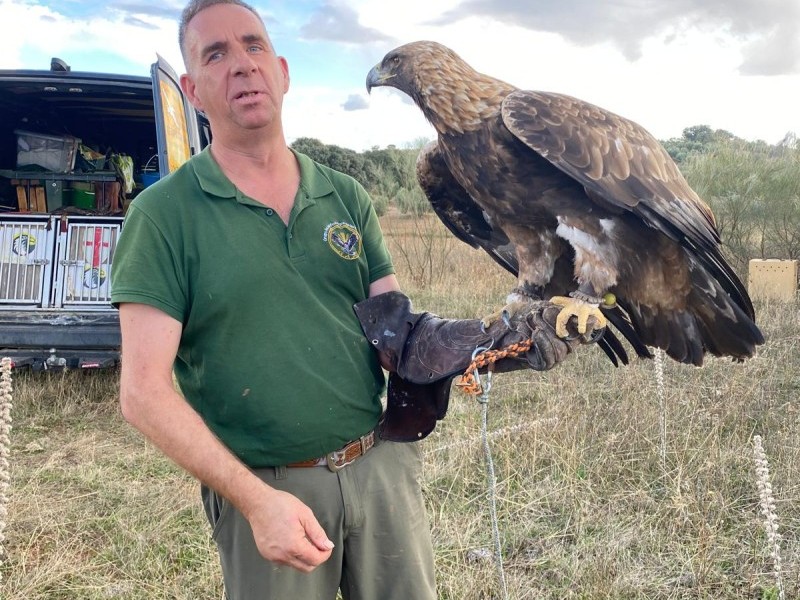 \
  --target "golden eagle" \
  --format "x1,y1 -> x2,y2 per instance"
367,41 -> 764,366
